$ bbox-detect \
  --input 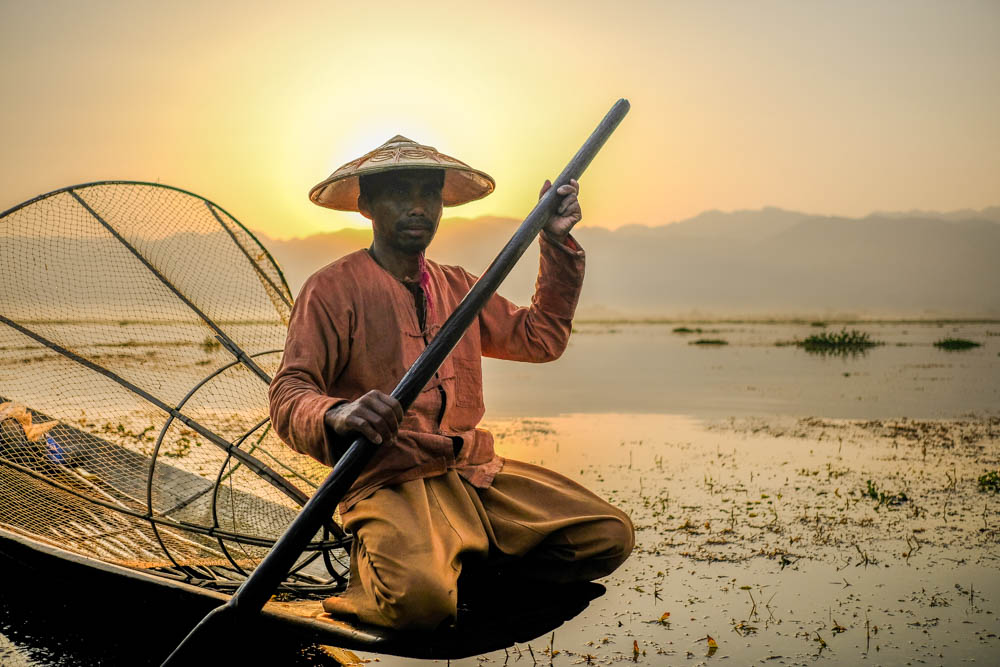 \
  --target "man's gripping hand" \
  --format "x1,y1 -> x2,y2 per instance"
324,390 -> 403,447
539,178 -> 582,243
